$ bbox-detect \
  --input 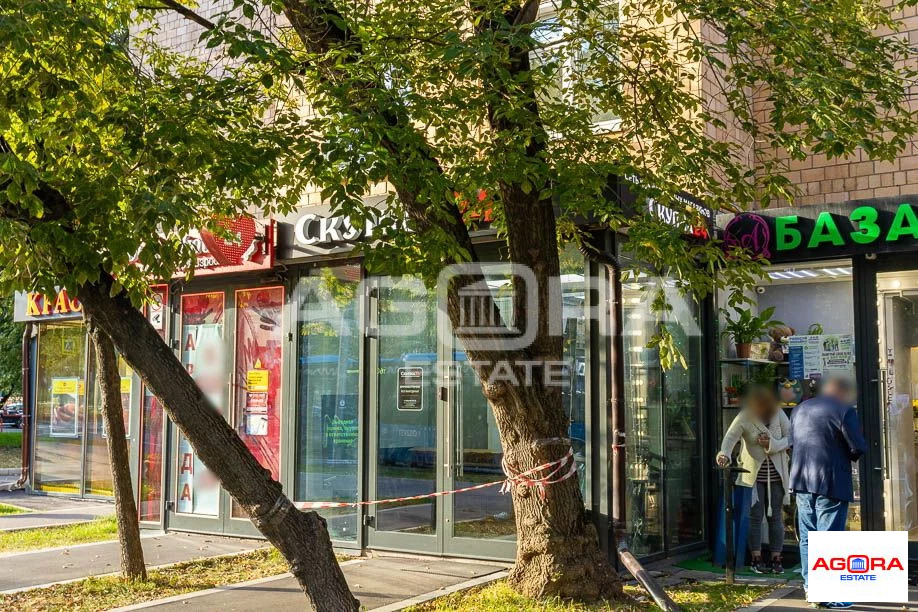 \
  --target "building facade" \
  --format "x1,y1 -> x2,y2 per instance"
13,0 -> 918,567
